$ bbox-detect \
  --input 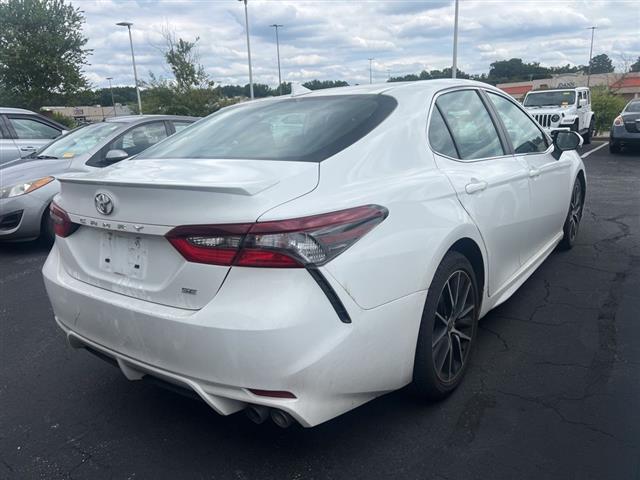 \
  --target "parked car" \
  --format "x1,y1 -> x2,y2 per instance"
0,107 -> 67,164
522,87 -> 595,143
0,115 -> 196,242
43,80 -> 585,428
609,99 -> 640,153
